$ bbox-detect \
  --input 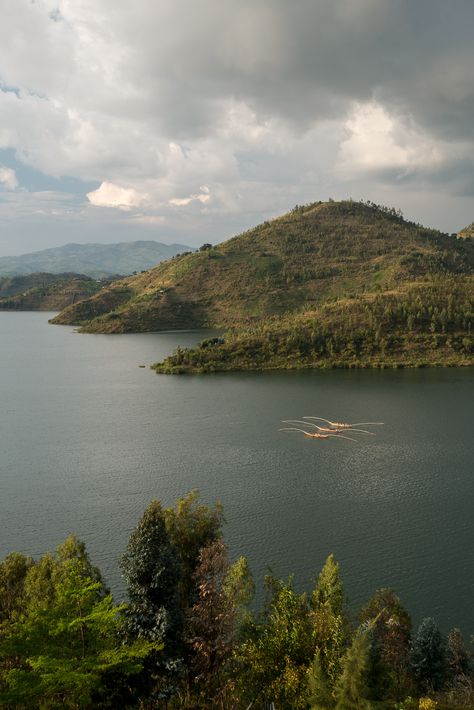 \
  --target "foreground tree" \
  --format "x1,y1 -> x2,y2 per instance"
308,649 -> 334,710
0,552 -> 34,624
359,587 -> 412,699
120,500 -> 183,701
442,628 -> 474,706
164,489 -> 224,612
184,540 -> 253,706
236,575 -> 313,709
311,554 -> 348,693
120,501 -> 182,646
446,628 -> 471,680
336,626 -> 372,710
410,617 -> 447,692
0,537 -> 155,709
